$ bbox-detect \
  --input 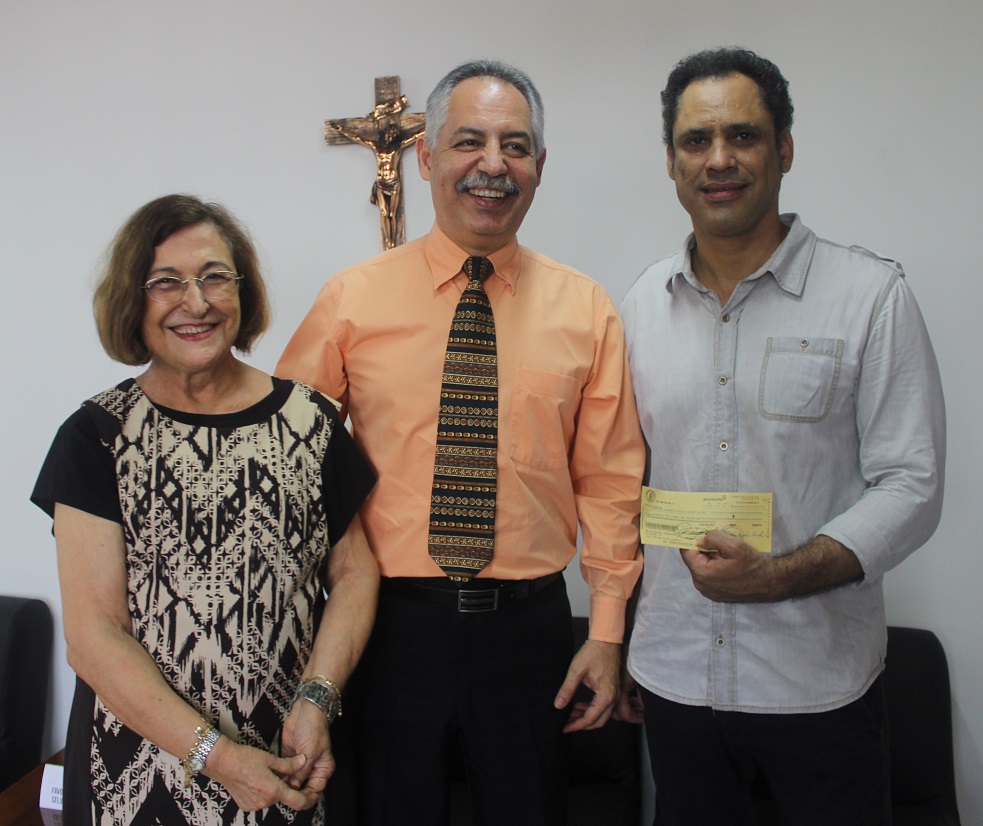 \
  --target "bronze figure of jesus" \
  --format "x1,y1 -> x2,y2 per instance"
325,77 -> 426,250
